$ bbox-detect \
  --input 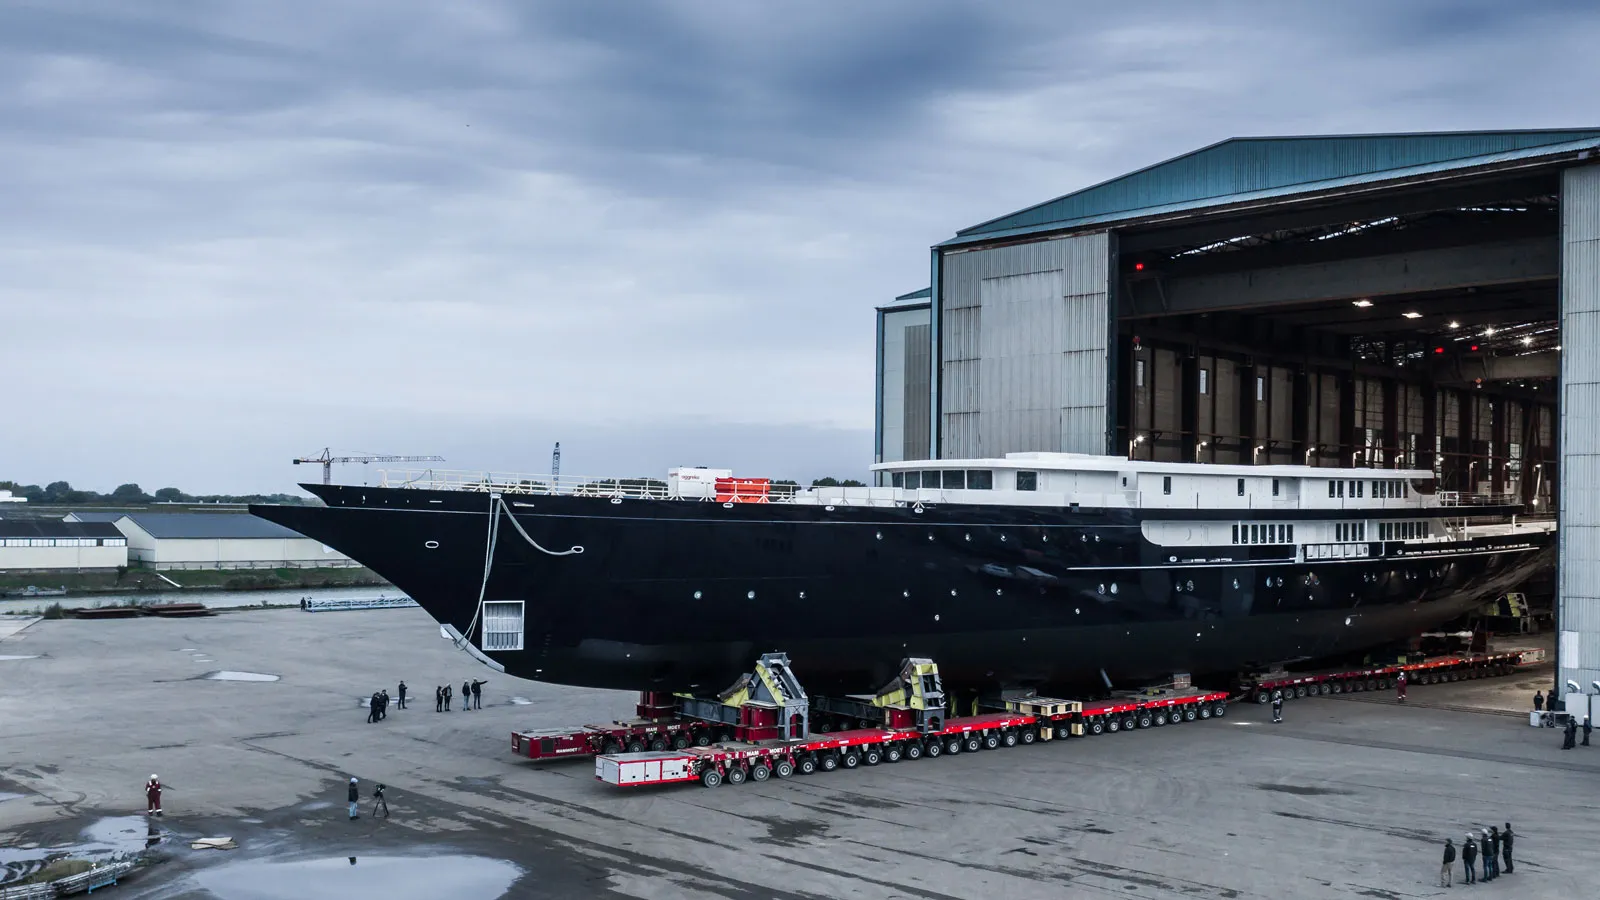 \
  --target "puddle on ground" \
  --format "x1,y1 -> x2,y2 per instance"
0,655 -> 39,661
508,697 -> 532,705
0,793 -> 24,802
0,816 -> 157,884
205,671 -> 280,682
177,648 -> 197,652
193,855 -> 521,900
